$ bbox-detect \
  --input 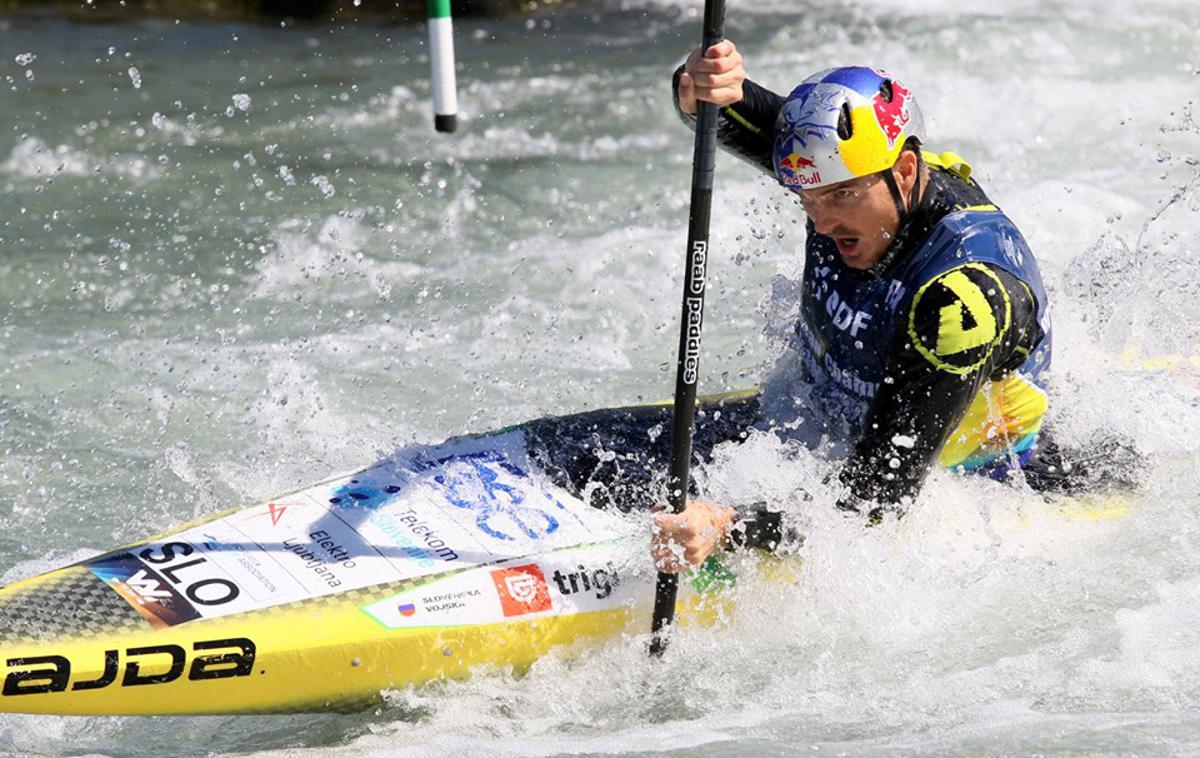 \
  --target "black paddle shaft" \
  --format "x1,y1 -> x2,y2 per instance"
649,0 -> 727,658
